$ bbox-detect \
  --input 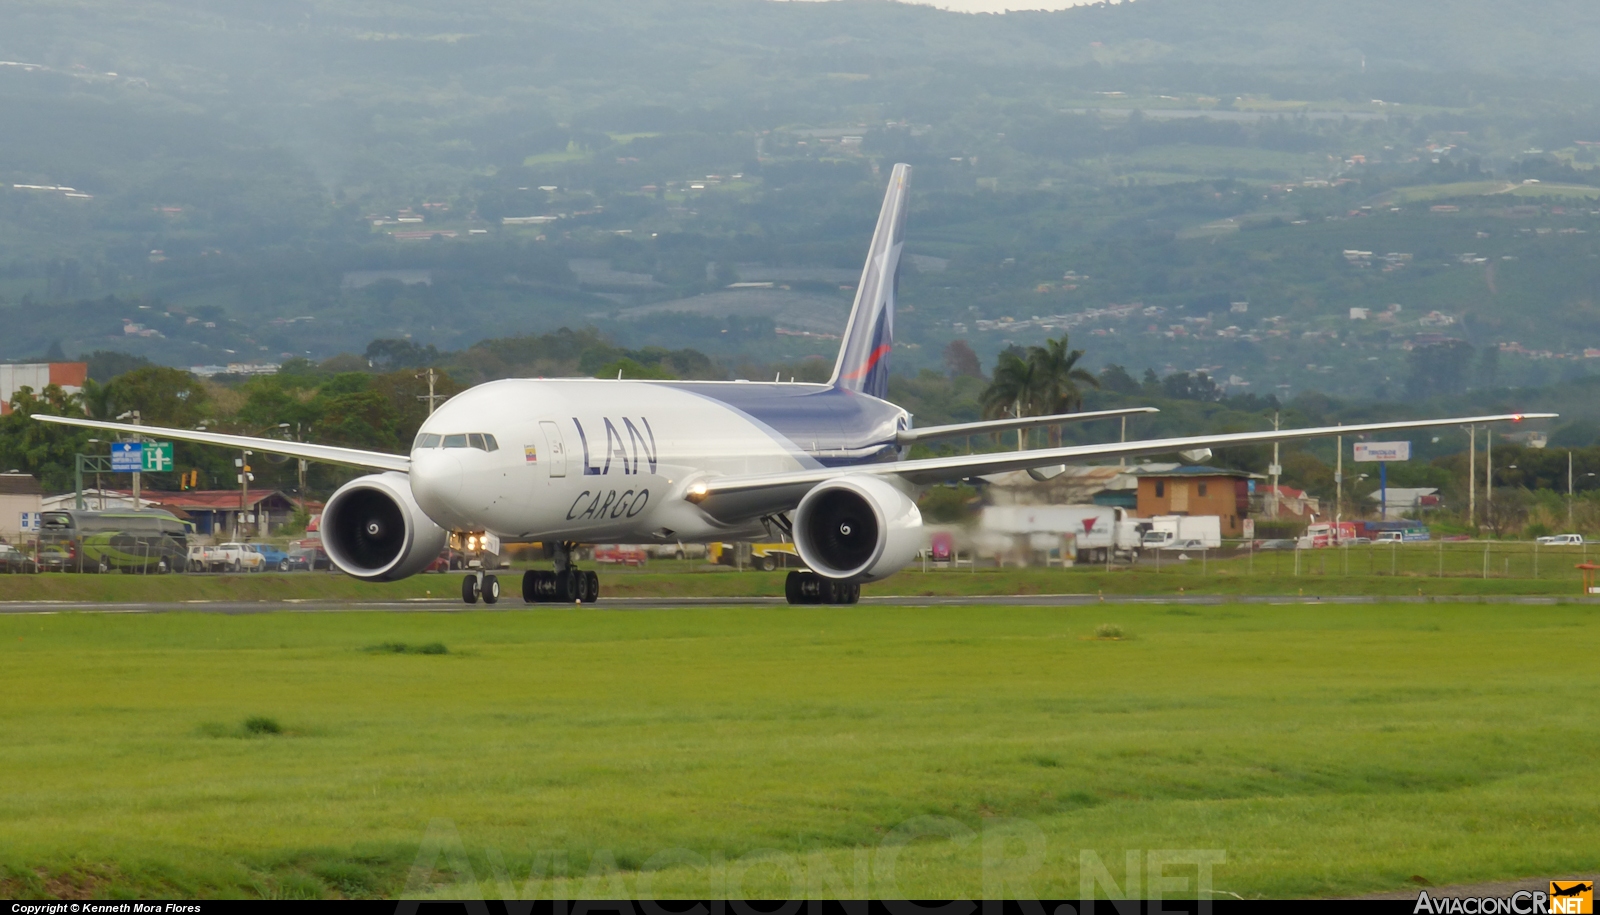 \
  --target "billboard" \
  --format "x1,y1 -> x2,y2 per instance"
1353,441 -> 1411,462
